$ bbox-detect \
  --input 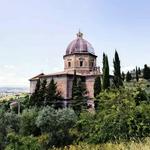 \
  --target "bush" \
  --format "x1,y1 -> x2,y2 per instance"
36,107 -> 77,147
5,112 -> 20,133
19,107 -> 40,136
75,87 -> 150,143
6,132 -> 40,150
